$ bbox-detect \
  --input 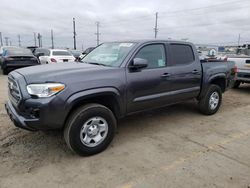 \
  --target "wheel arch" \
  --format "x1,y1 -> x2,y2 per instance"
63,88 -> 124,127
209,75 -> 226,92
